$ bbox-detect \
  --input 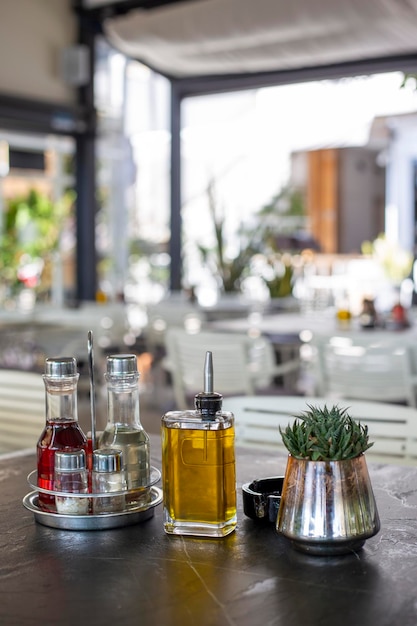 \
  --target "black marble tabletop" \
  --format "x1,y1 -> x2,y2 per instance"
1,437 -> 417,626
